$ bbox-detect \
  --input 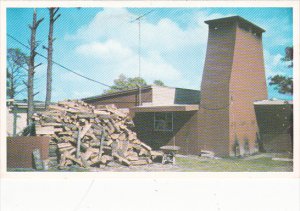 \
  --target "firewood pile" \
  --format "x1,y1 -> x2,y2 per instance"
32,100 -> 162,169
